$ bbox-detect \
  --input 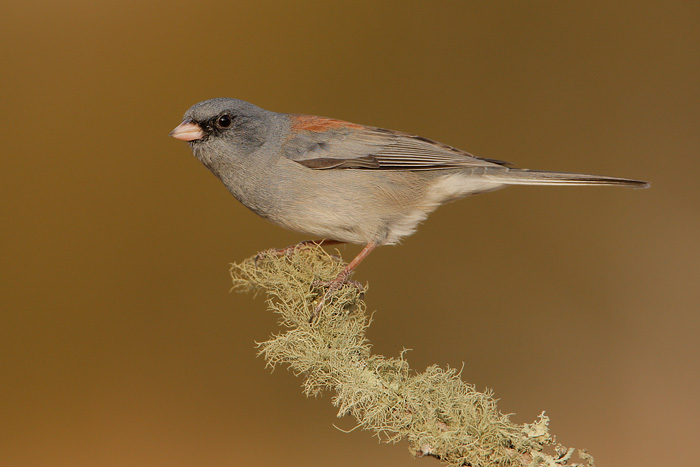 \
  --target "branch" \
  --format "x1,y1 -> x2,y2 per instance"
230,245 -> 595,467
